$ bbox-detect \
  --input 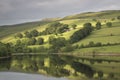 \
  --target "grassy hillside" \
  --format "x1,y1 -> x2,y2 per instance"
0,21 -> 51,40
62,10 -> 120,20
0,10 -> 120,53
